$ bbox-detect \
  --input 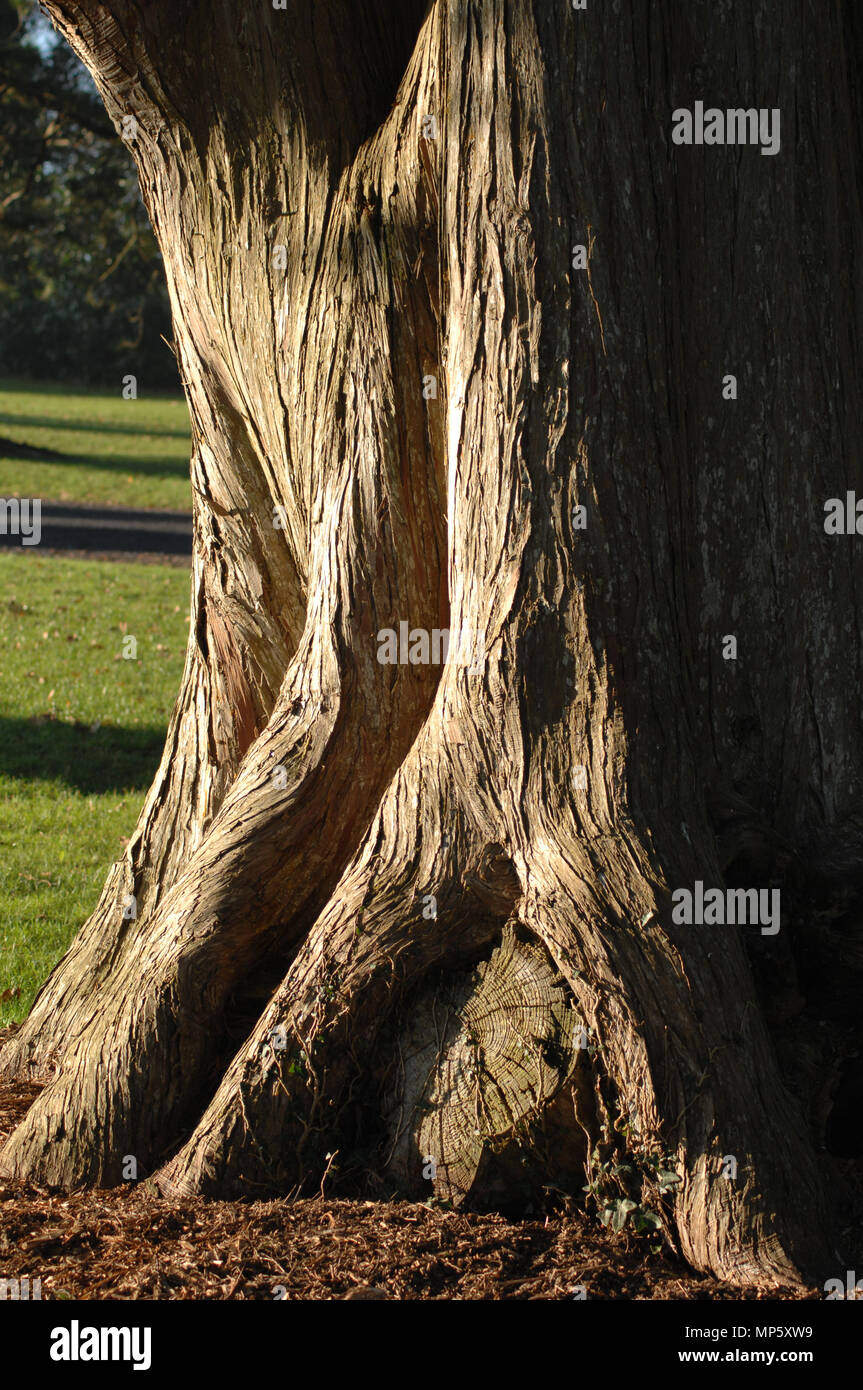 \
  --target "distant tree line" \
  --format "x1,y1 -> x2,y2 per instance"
0,0 -> 178,389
